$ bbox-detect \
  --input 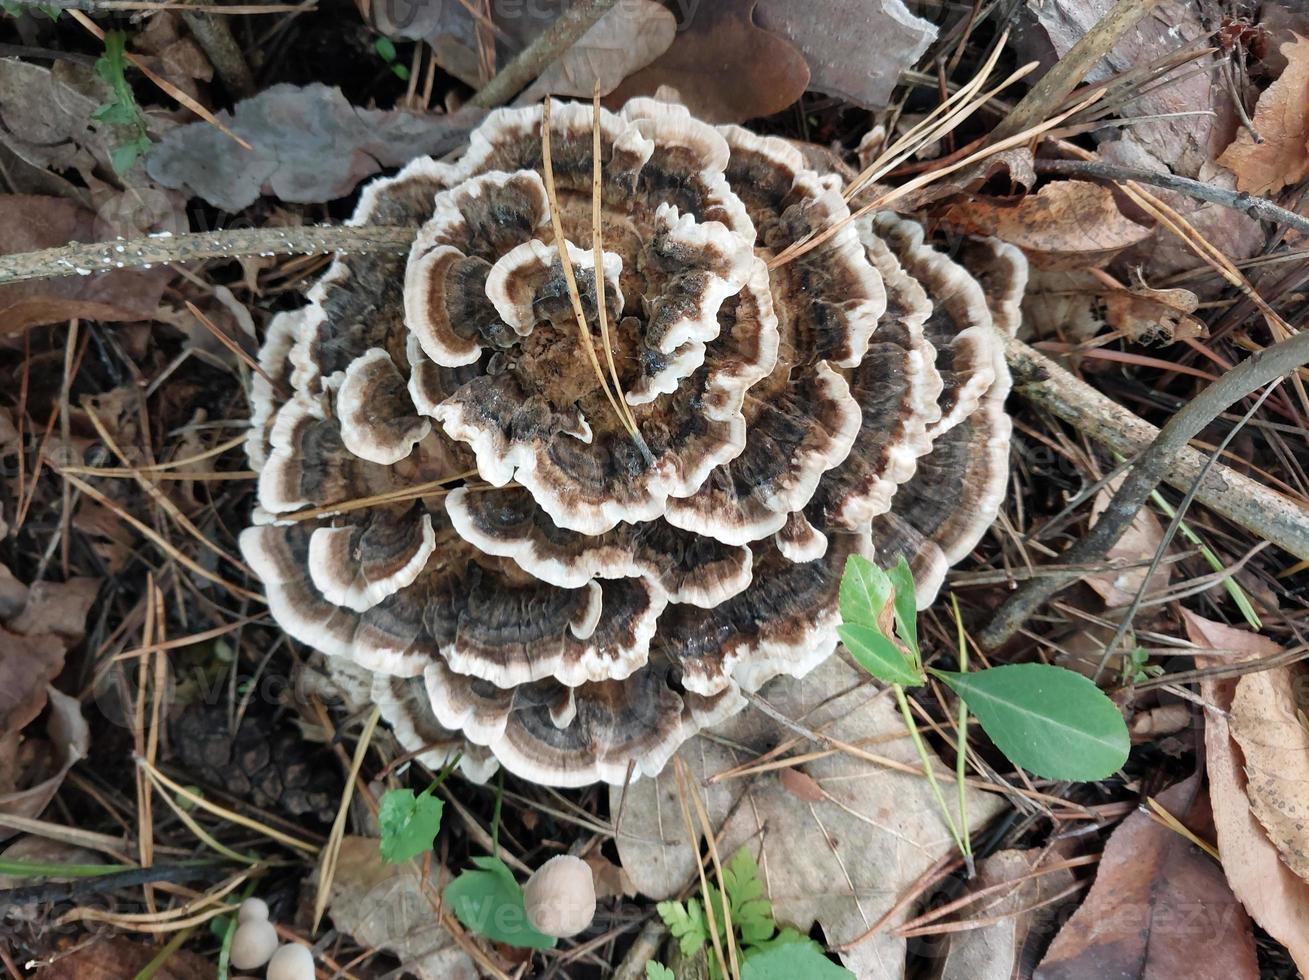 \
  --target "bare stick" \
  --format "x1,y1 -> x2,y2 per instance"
0,225 -> 414,286
468,0 -> 618,108
980,331 -> 1309,649
1036,158 -> 1309,234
